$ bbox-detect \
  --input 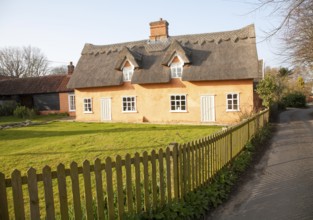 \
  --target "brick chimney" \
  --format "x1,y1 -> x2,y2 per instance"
149,18 -> 169,41
67,62 -> 75,75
